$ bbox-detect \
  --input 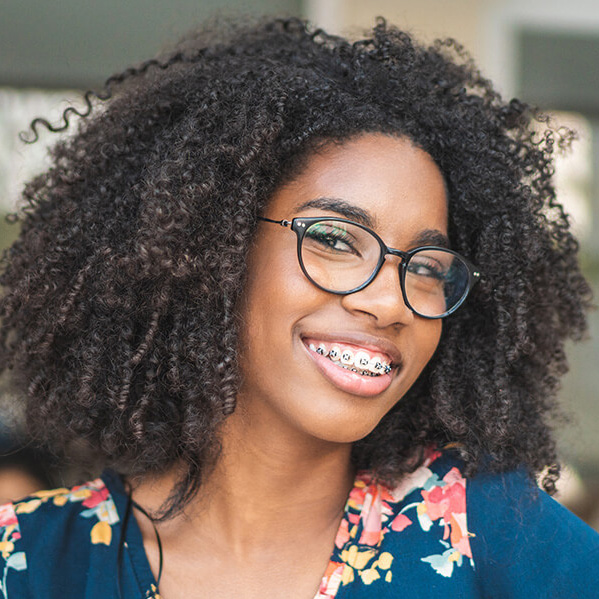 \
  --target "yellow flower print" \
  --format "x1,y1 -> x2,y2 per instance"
340,545 -> 376,570
30,488 -> 70,499
14,479 -> 120,547
0,542 -> 14,559
146,583 -> 162,598
0,478 -> 122,599
14,500 -> 42,515
90,521 -> 112,545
